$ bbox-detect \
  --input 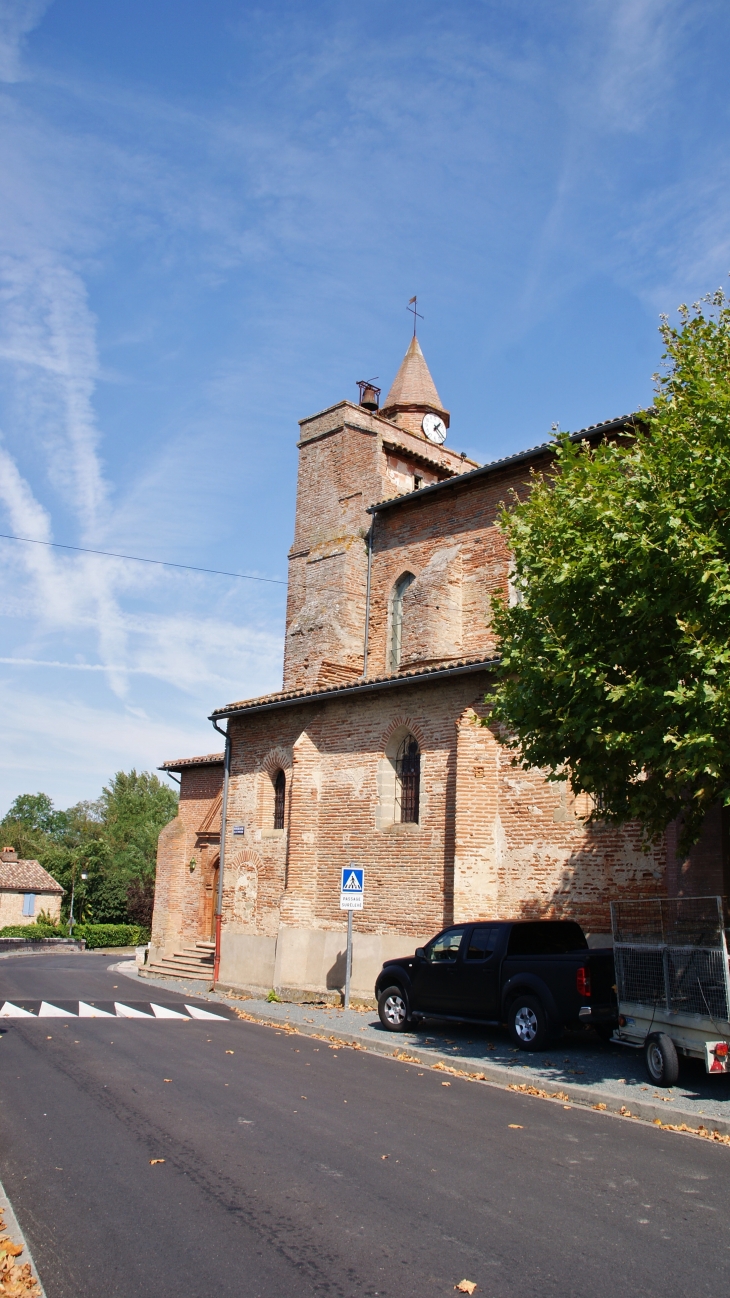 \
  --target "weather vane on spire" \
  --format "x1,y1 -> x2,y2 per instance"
407,295 -> 424,337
